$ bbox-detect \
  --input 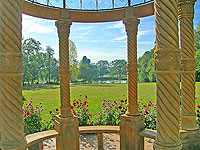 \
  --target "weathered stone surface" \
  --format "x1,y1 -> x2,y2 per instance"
154,0 -> 182,149
181,129 -> 200,150
178,0 -> 198,131
55,116 -> 79,150
0,0 -> 26,149
120,115 -> 144,150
